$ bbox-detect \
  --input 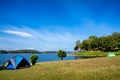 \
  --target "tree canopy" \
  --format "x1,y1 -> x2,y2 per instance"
30,54 -> 39,65
74,40 -> 81,51
57,50 -> 67,60
77,32 -> 120,52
